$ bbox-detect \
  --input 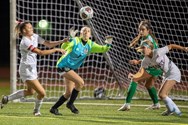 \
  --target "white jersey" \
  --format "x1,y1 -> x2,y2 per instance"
19,33 -> 45,82
141,46 -> 181,82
